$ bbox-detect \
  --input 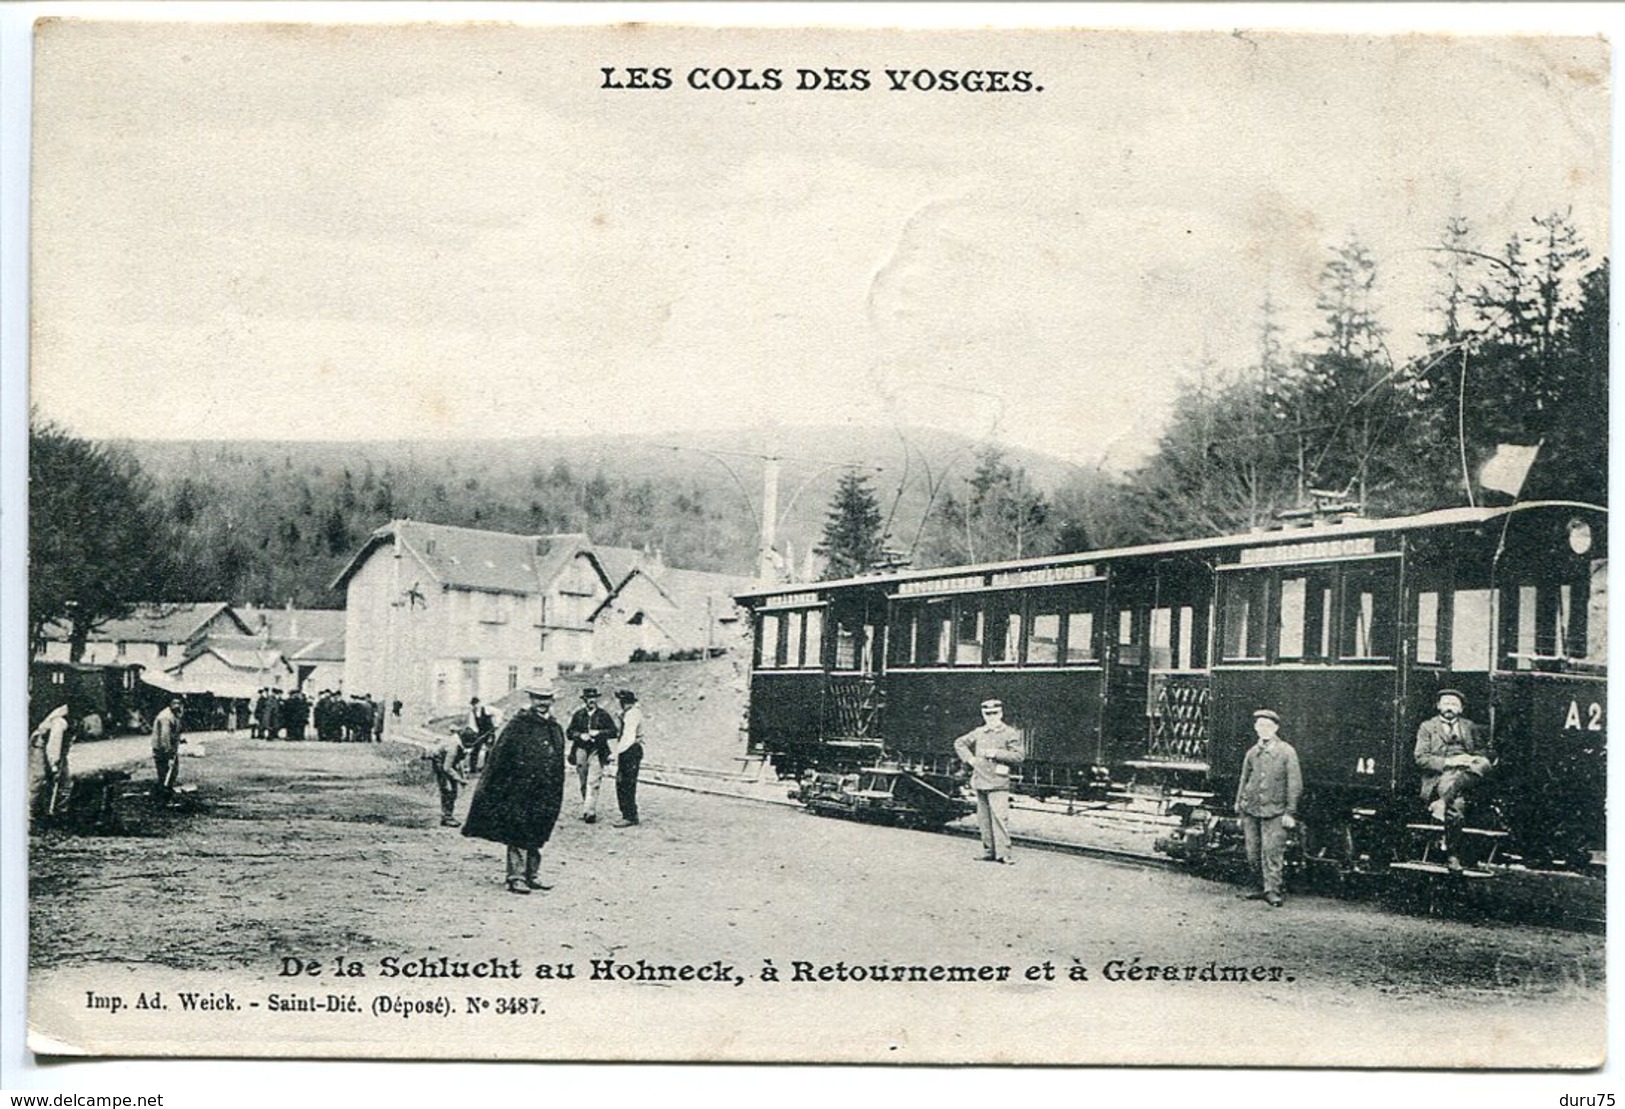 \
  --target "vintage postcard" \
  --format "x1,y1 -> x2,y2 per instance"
19,13 -> 1608,1069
